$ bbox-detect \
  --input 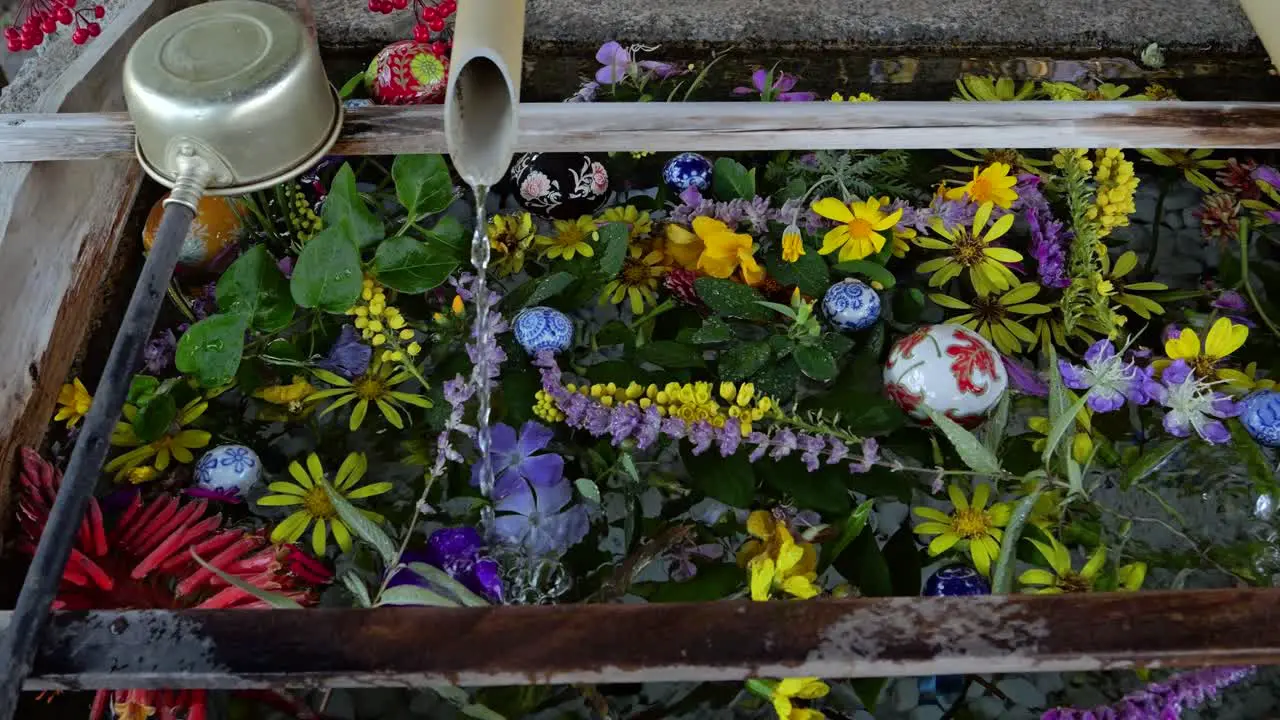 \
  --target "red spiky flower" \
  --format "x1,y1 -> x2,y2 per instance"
16,447 -> 332,720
